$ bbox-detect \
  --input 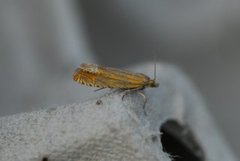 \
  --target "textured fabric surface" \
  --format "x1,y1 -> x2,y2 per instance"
0,63 -> 237,161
